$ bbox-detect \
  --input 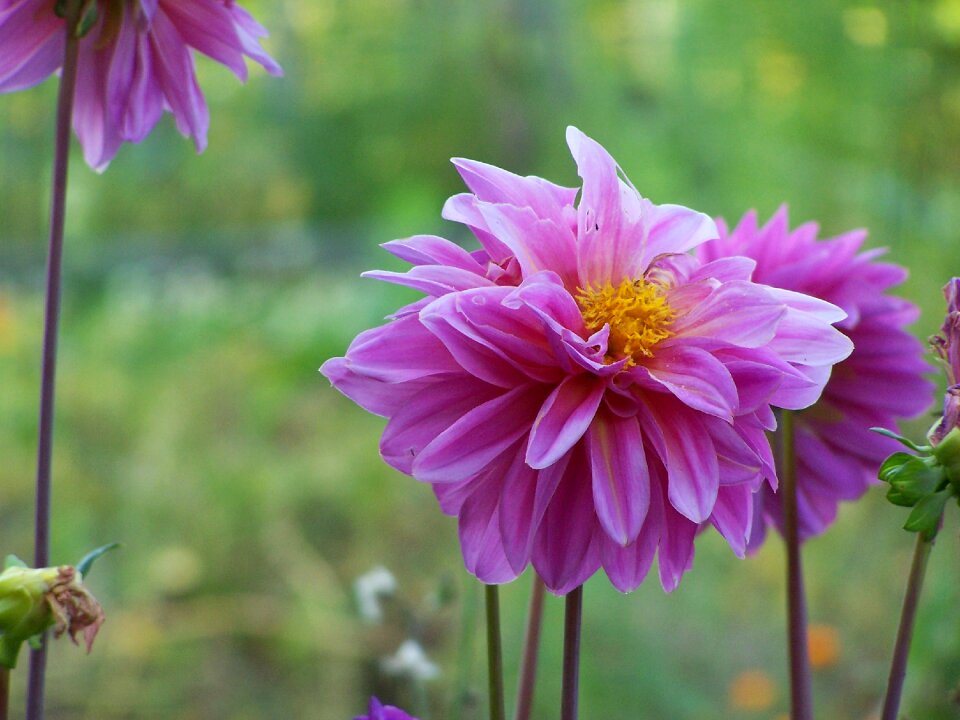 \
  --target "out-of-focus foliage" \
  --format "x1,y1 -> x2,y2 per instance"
1,0 -> 959,718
